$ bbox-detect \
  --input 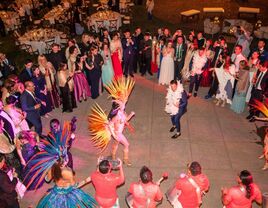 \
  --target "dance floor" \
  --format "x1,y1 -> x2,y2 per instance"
21,75 -> 268,207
